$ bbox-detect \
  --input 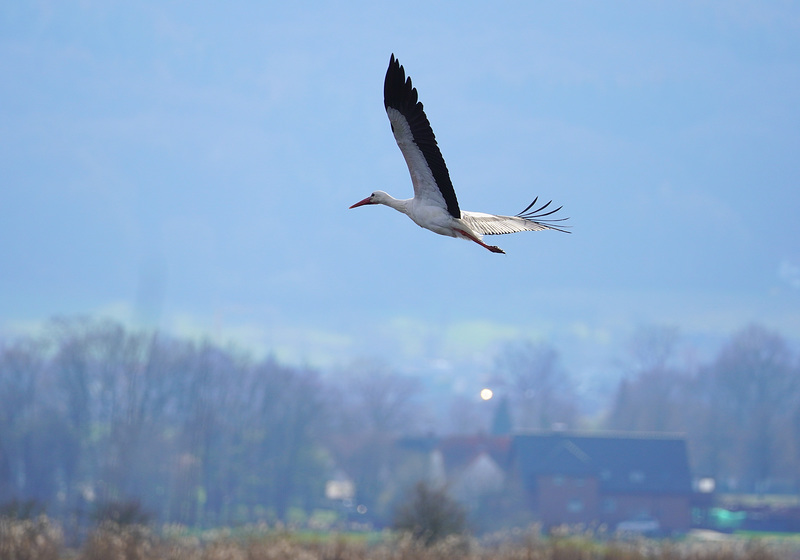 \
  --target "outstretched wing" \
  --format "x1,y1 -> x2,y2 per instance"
384,54 -> 461,219
461,198 -> 570,235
